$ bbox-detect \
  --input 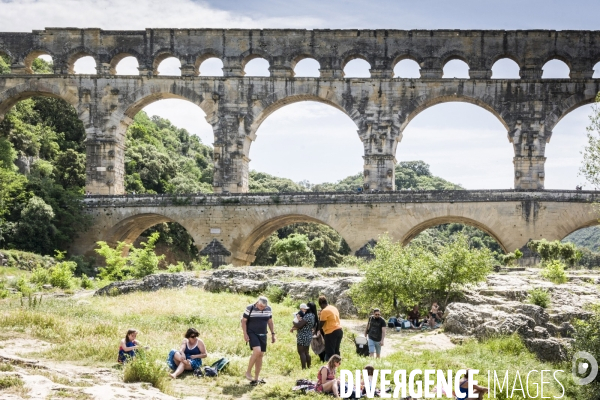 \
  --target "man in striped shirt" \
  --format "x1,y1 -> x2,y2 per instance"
241,296 -> 276,385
